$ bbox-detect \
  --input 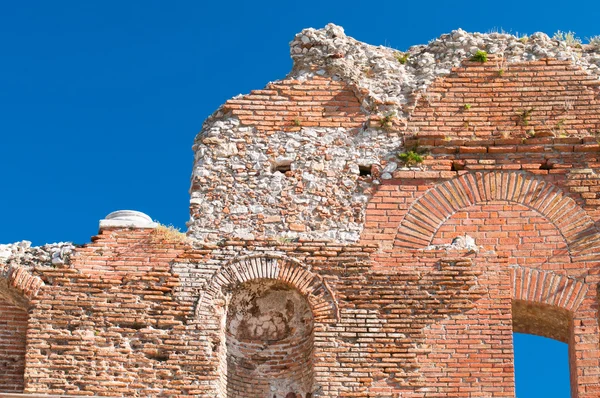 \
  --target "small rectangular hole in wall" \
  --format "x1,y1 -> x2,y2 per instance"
359,165 -> 372,176
272,160 -> 292,173
274,164 -> 291,173
451,161 -> 465,171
